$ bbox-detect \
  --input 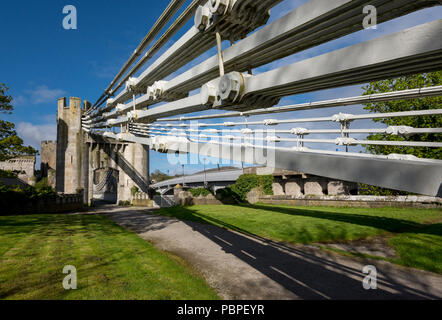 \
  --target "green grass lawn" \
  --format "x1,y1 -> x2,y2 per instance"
155,204 -> 442,274
0,214 -> 219,300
